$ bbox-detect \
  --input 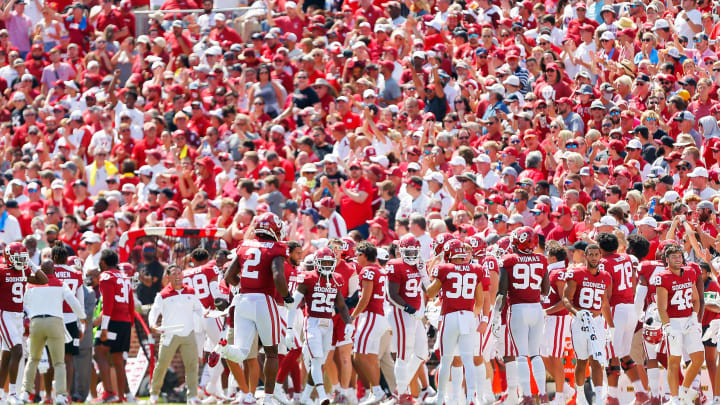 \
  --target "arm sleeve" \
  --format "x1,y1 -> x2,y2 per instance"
63,285 -> 86,320
75,279 -> 85,313
635,284 -> 648,318
148,293 -> 162,328
209,280 -> 221,300
286,290 -> 305,328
